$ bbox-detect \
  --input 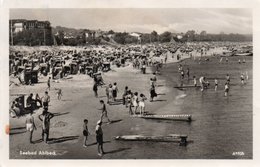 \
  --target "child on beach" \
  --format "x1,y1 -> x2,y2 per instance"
99,100 -> 111,124
132,92 -> 139,115
112,82 -> 119,101
139,94 -> 147,115
55,88 -> 62,100
83,119 -> 90,147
